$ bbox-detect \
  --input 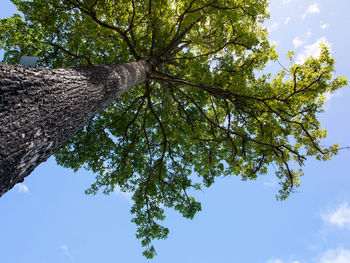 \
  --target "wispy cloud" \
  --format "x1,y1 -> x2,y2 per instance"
292,31 -> 312,49
16,183 -> 29,193
114,186 -> 133,203
285,17 -> 291,24
320,23 -> 330,30
302,3 -> 320,19
319,248 -> 350,263
266,259 -> 284,263
270,40 -> 280,47
266,258 -> 301,263
61,244 -> 73,261
321,203 -> 350,230
282,0 -> 292,4
268,22 -> 280,32
293,37 -> 304,48
324,92 -> 335,103
295,37 -> 331,64
266,249 -> 350,263
264,178 -> 278,188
